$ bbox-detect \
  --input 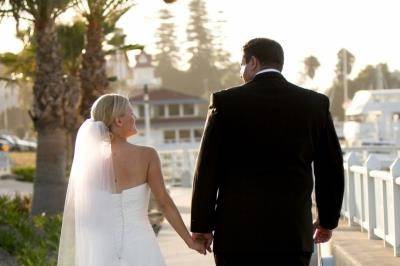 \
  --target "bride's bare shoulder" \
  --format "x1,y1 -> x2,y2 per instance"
126,143 -> 157,160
